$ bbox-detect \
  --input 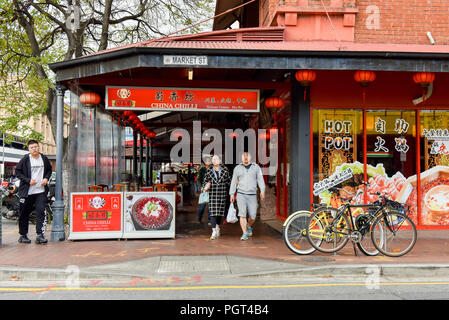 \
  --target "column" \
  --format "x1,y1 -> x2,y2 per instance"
289,77 -> 311,213
51,83 -> 66,242
132,129 -> 137,181
145,138 -> 149,185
